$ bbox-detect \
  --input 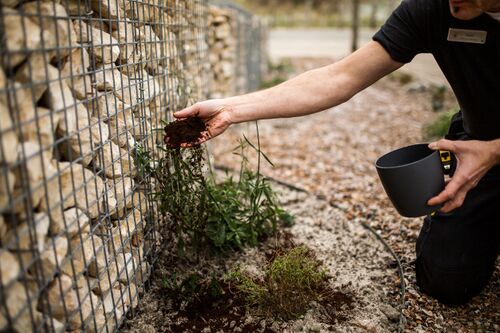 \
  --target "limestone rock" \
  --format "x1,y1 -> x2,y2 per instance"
116,252 -> 134,284
49,207 -> 90,237
39,235 -> 68,279
0,102 -> 19,165
45,82 -> 91,136
0,249 -> 20,286
14,107 -> 57,155
108,177 -> 134,218
131,249 -> 149,285
41,274 -> 98,330
140,70 -> 162,104
21,2 -> 78,60
0,167 -> 15,212
93,67 -> 137,105
59,117 -> 109,166
108,112 -> 136,149
4,212 -> 50,267
91,261 -> 118,295
90,0 -> 122,28
0,215 -> 7,244
63,234 -> 107,278
108,220 -> 134,254
13,55 -> 59,102
1,7 -> 43,68
0,0 -> 20,8
0,67 -> 5,104
39,162 -> 105,219
12,141 -> 57,211
63,162 -> 105,218
61,48 -> 93,100
90,301 -> 120,333
1,281 -> 43,333
138,25 -> 164,64
61,0 -> 89,16
100,286 -> 126,321
126,0 -> 161,26
127,282 -> 139,308
73,20 -> 120,64
42,274 -> 77,320
94,65 -> 124,92
130,117 -> 151,141
3,81 -> 40,128
6,212 -> 49,252
95,142 -> 136,179
111,22 -> 145,74
74,281 -> 100,329
92,93 -> 130,121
